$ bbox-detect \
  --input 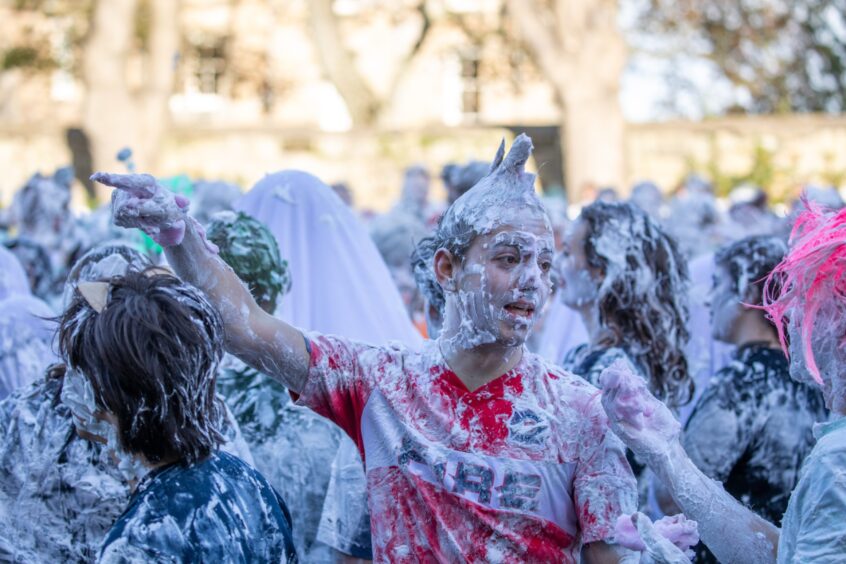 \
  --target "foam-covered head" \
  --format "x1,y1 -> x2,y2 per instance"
434,134 -> 555,350
411,236 -> 445,339
62,243 -> 151,310
442,159 -> 490,205
4,238 -> 55,299
437,134 -> 550,260
762,199 -> 846,413
370,210 -> 428,269
58,269 -> 226,464
13,168 -> 72,233
574,201 -> 692,406
206,210 -> 291,314
712,235 -> 786,343
629,181 -> 663,218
